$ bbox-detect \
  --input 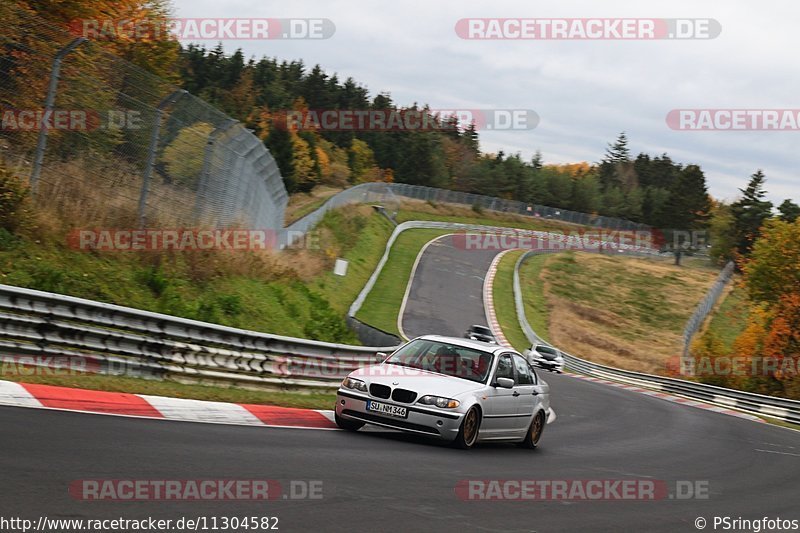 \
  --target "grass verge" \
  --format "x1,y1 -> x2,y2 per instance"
283,185 -> 344,225
518,254 -> 552,344
702,283 -> 748,352
517,252 -> 719,374
355,229 -> 452,336
0,206 -> 395,344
